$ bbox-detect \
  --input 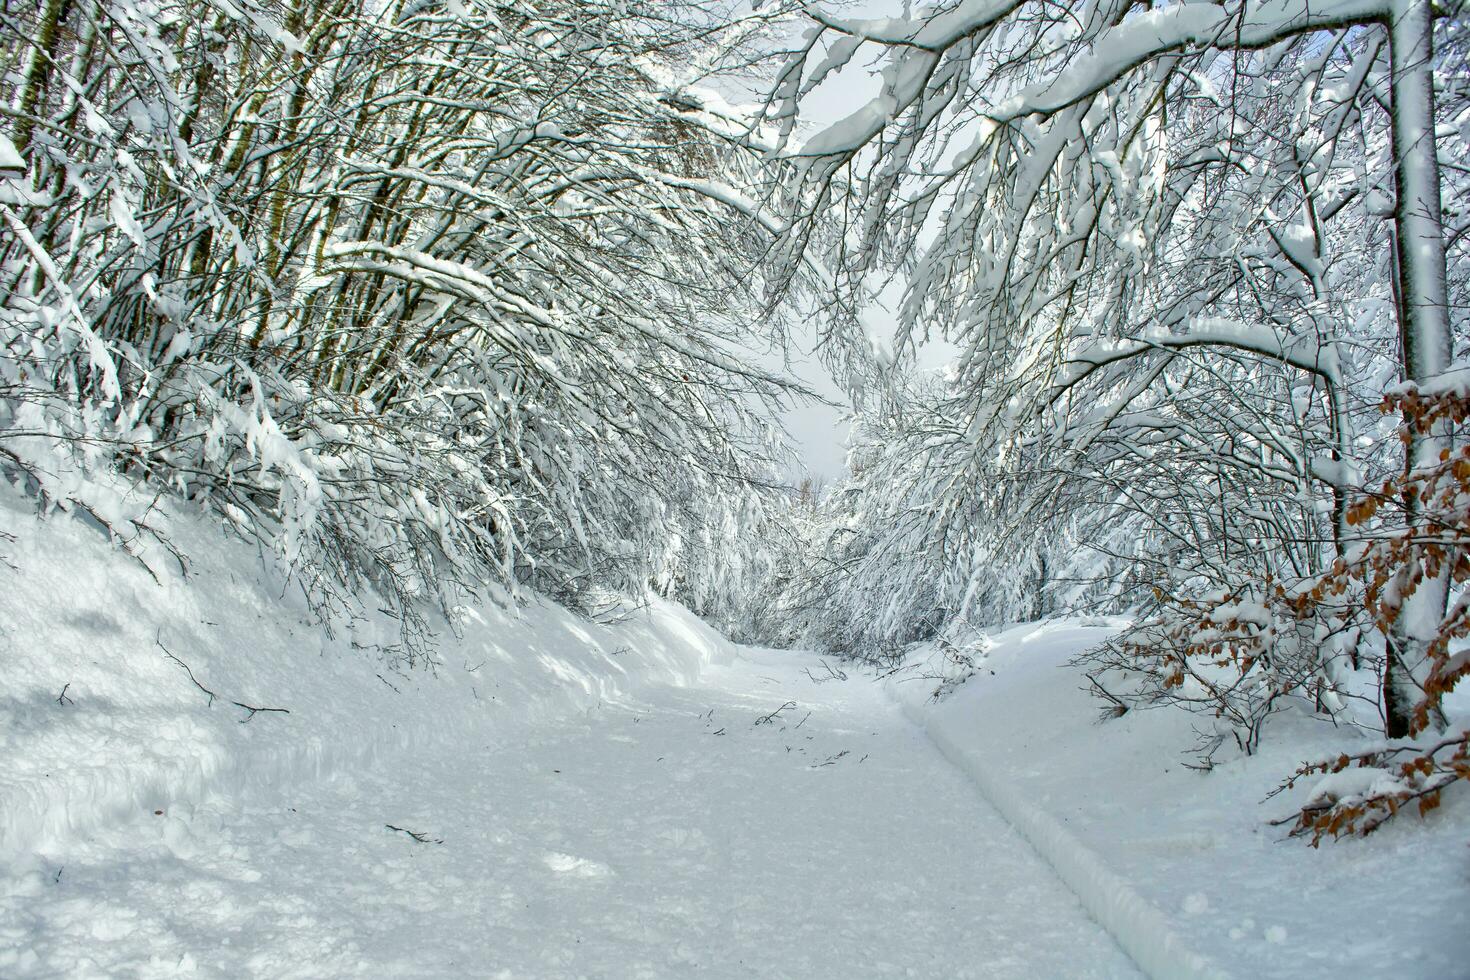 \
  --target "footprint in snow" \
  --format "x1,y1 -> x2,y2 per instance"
543,852 -> 613,879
